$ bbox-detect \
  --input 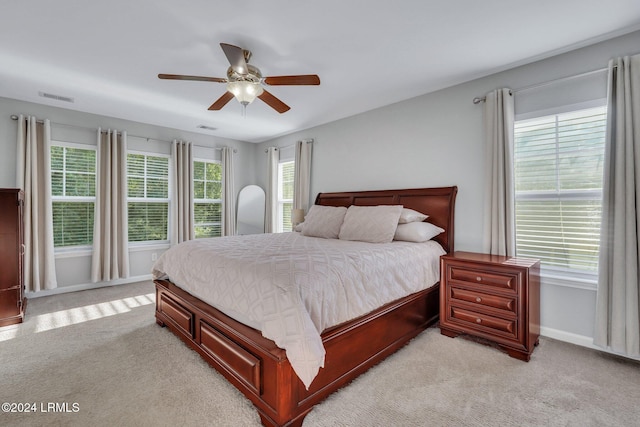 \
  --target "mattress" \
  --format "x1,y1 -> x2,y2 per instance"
152,231 -> 444,388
